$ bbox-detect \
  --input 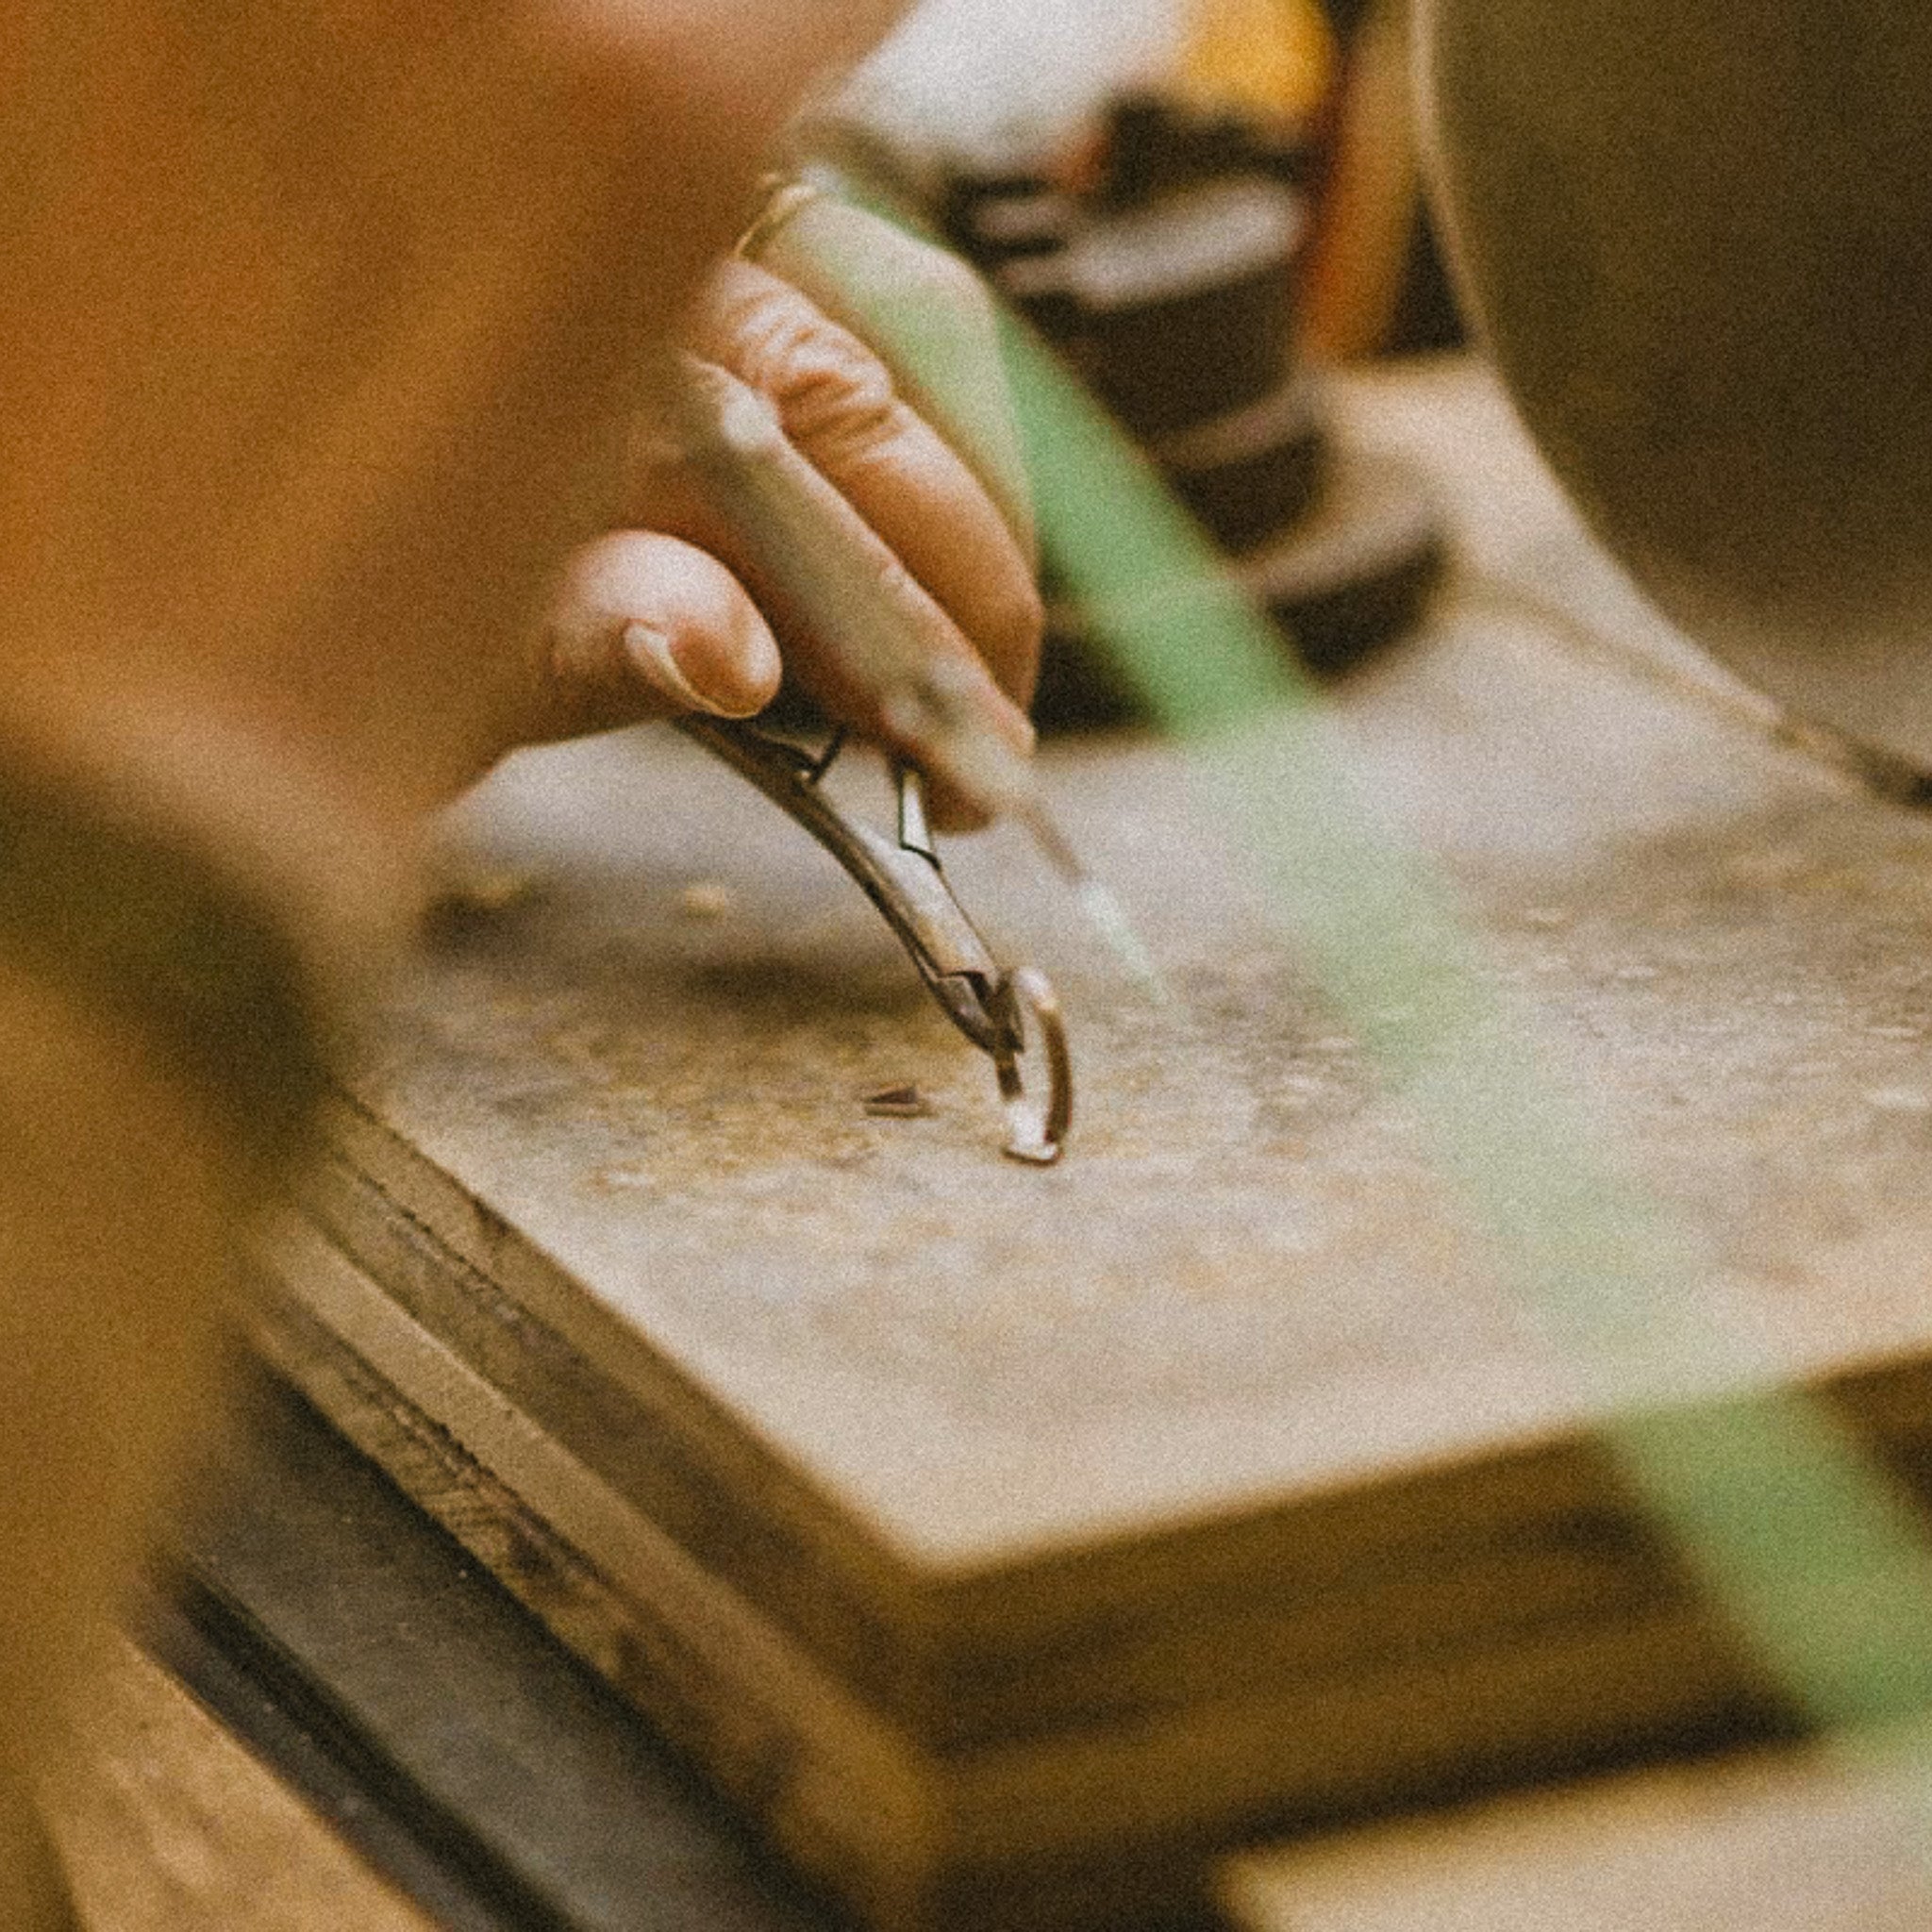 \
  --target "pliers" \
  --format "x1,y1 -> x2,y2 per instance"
678,717 -> 1072,1164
